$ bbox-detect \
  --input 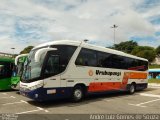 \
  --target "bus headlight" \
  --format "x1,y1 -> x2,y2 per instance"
29,83 -> 43,90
